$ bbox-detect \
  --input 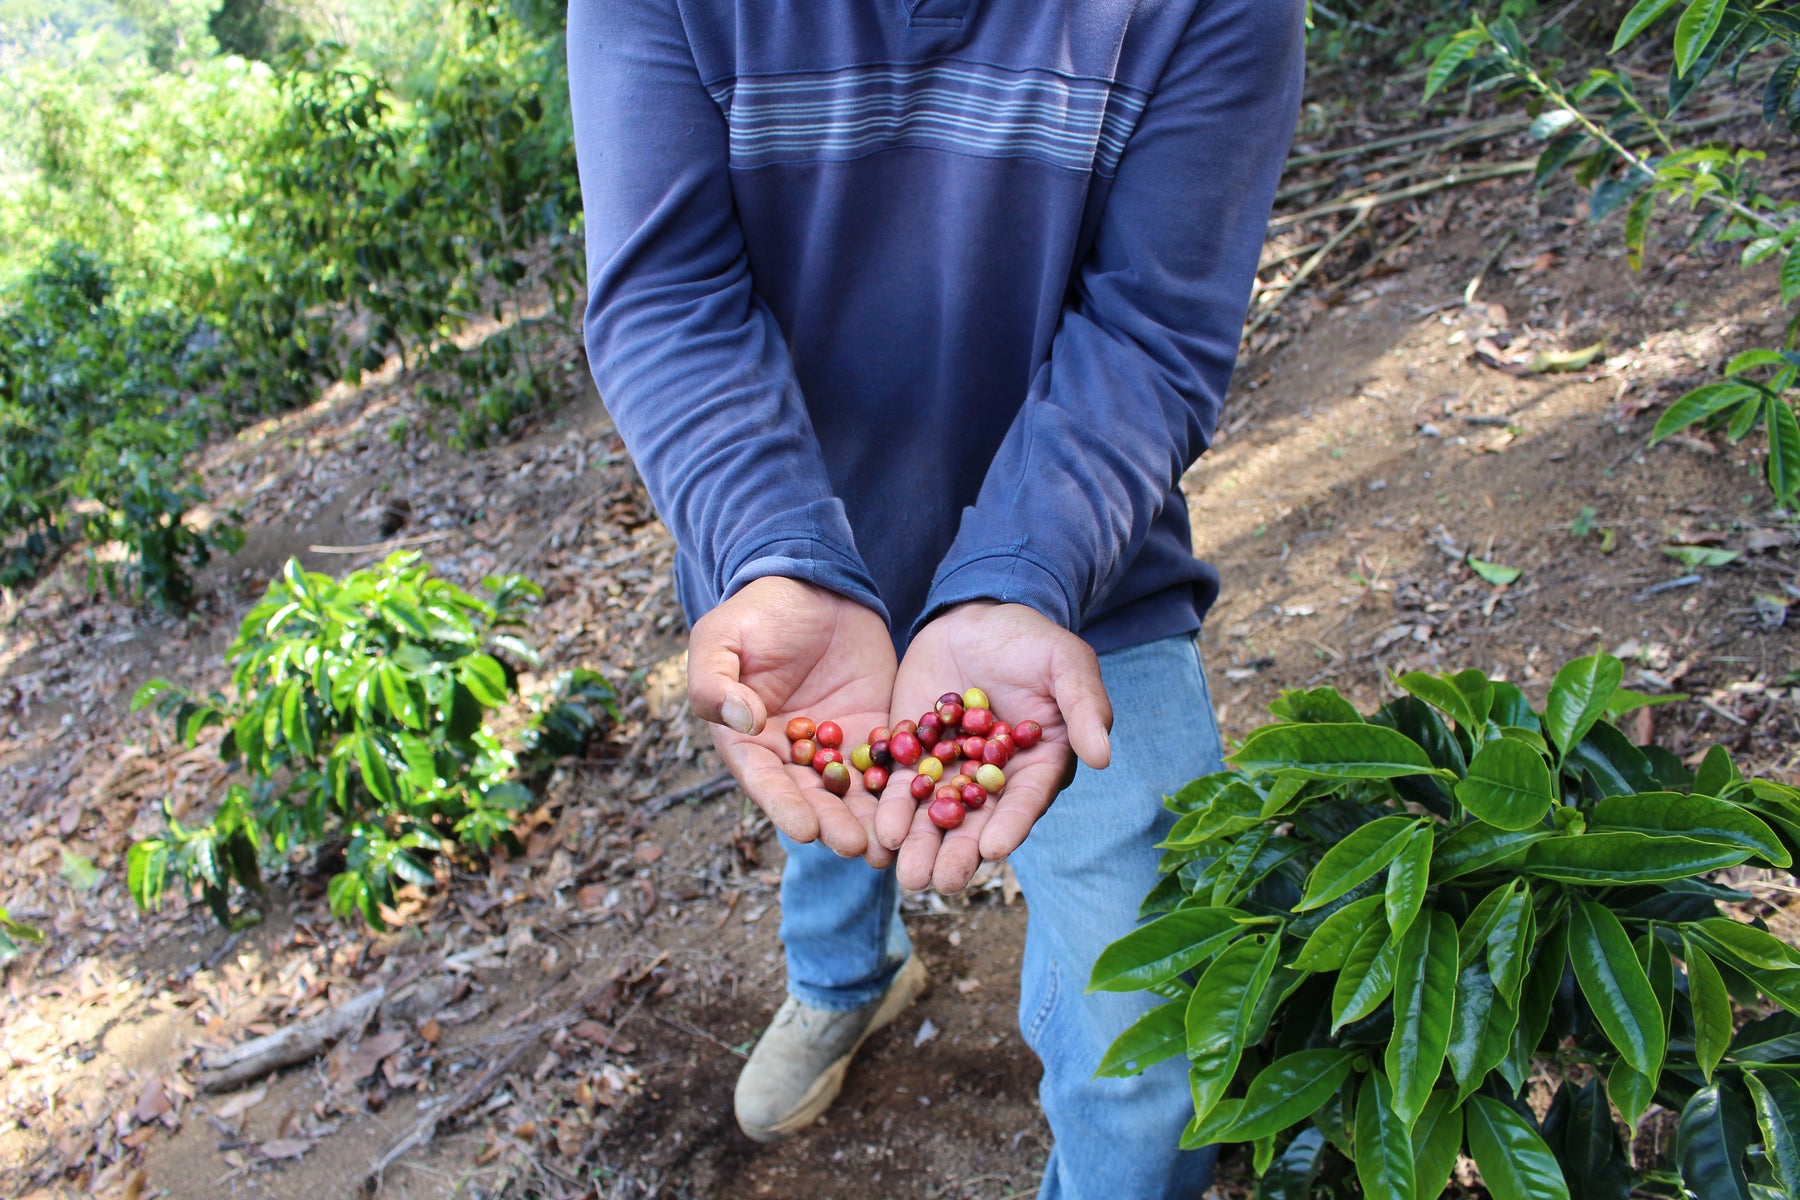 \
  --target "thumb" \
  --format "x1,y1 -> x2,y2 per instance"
687,612 -> 767,735
1050,638 -> 1112,770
